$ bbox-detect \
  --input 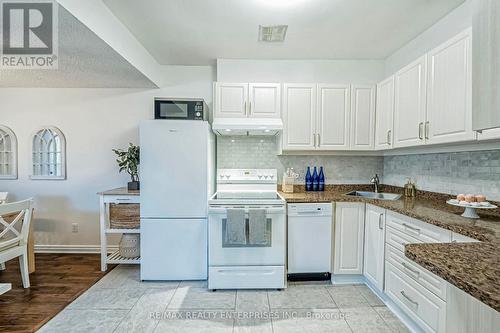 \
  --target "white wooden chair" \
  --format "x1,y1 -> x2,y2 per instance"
0,192 -> 6,271
0,192 -> 7,204
0,199 -> 33,288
